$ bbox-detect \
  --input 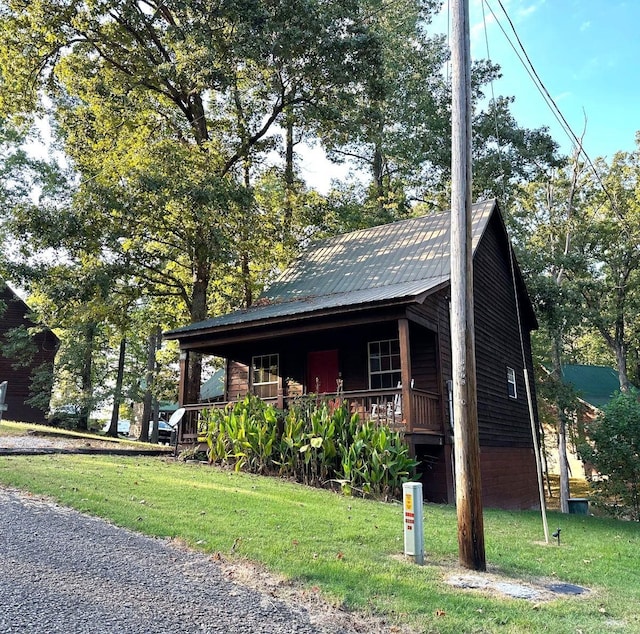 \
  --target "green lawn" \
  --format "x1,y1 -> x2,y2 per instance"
0,452 -> 638,634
